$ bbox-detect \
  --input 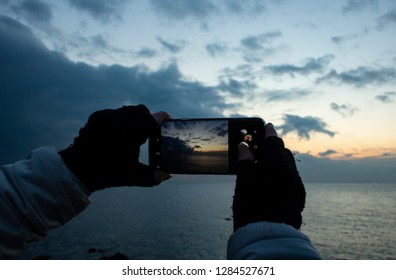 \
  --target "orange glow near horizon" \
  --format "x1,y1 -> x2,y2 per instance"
282,133 -> 396,160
